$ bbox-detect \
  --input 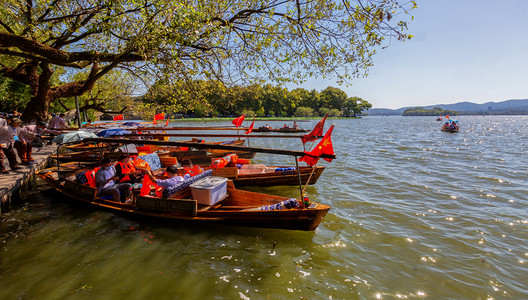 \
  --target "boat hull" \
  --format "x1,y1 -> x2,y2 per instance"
252,127 -> 309,133
37,172 -> 329,231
